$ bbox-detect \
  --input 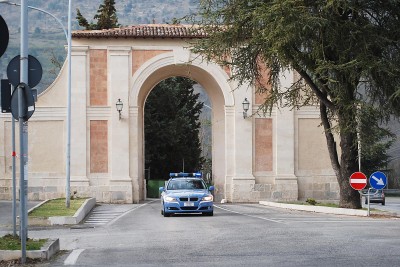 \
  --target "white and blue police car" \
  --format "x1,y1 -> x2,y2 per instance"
159,172 -> 214,217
